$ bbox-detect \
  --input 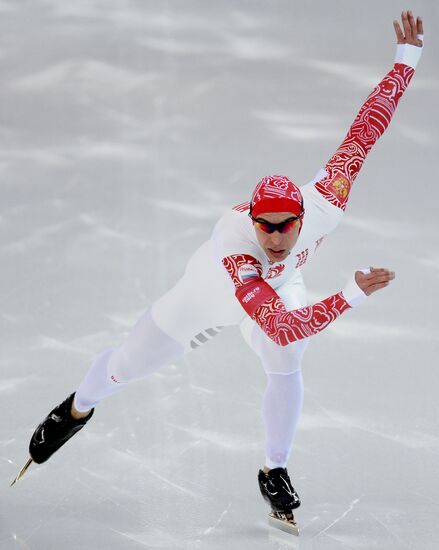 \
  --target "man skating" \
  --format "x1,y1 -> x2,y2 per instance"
14,10 -> 424,536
